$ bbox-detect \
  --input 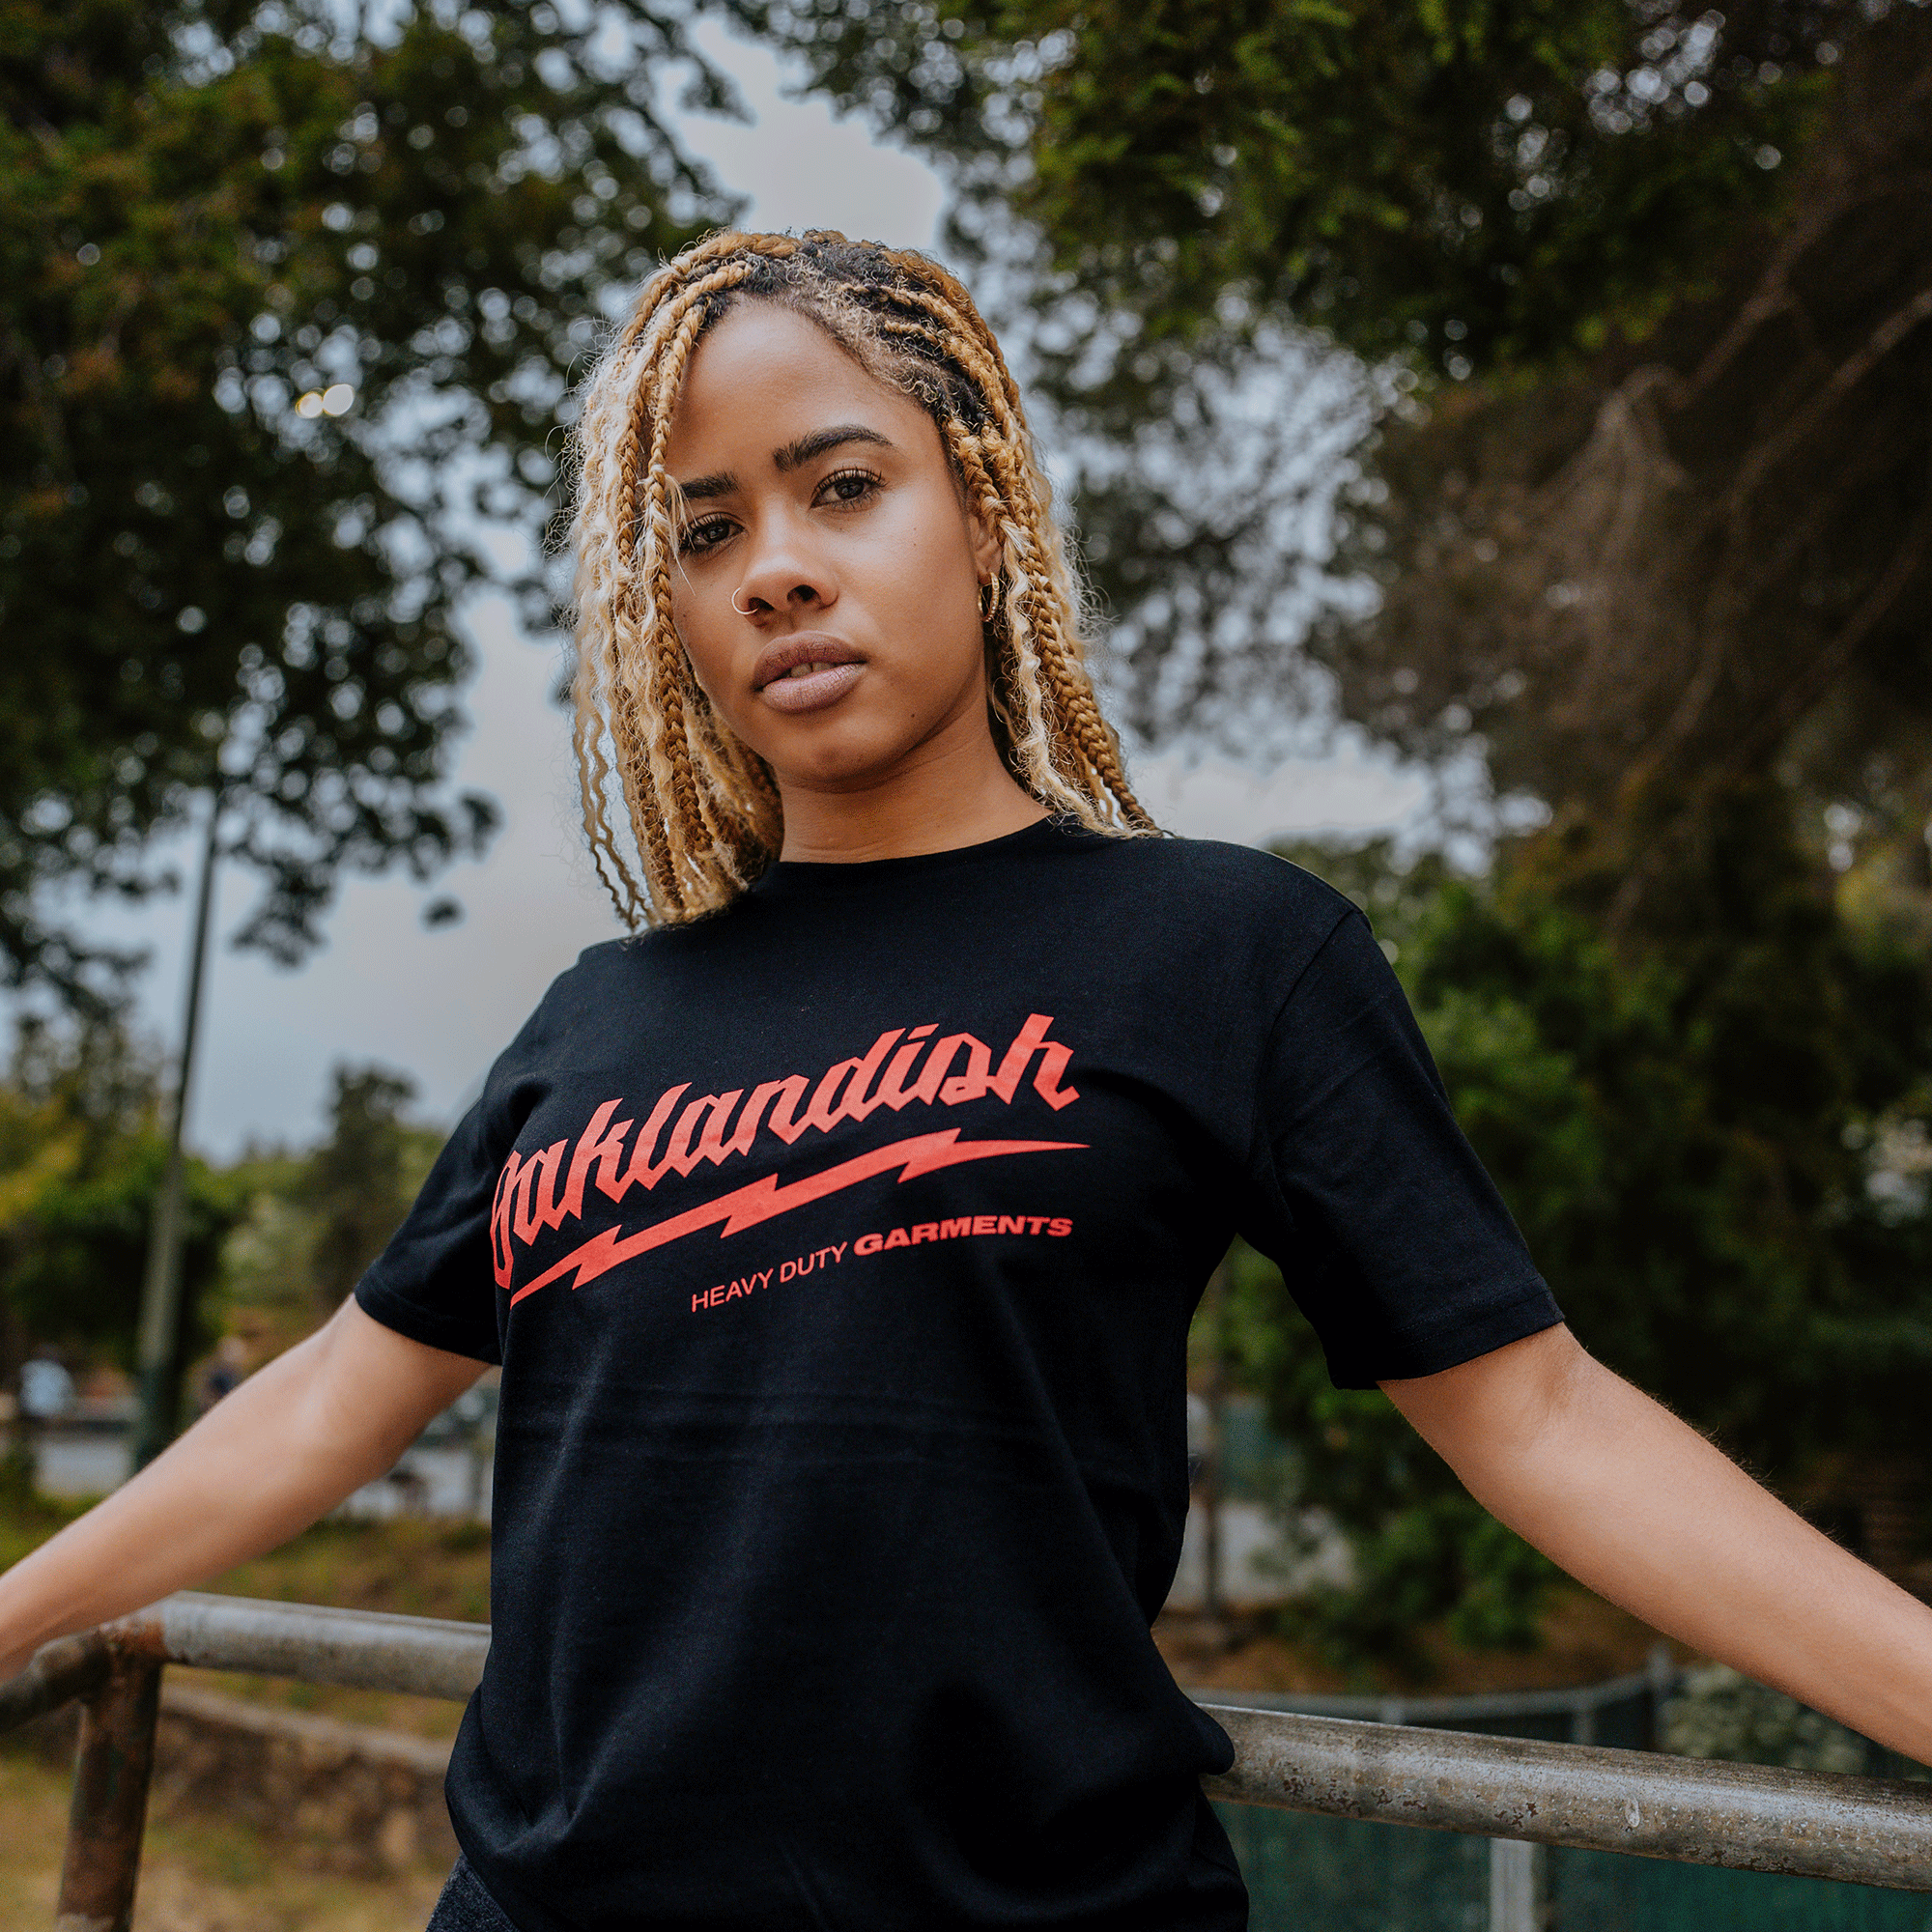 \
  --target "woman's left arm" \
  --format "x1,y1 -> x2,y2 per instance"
1381,1322 -> 1932,1765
